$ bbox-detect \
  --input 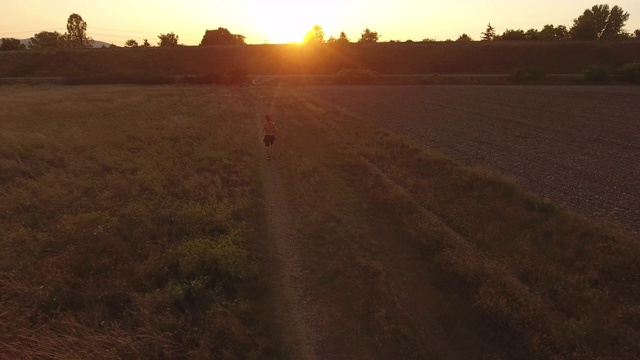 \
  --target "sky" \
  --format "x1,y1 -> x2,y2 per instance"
2,0 -> 640,45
